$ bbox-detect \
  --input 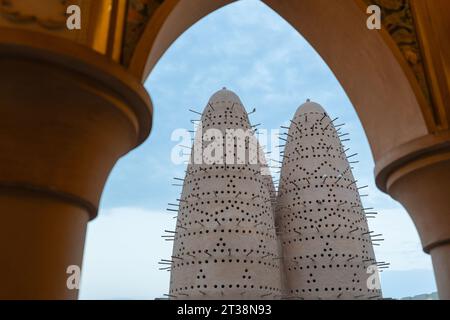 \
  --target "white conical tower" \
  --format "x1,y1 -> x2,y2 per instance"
168,88 -> 282,299
276,101 -> 382,300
